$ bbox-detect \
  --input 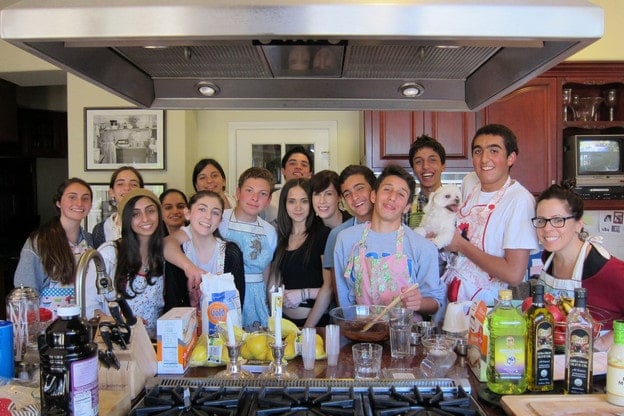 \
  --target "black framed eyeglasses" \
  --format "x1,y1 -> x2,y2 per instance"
531,215 -> 575,228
